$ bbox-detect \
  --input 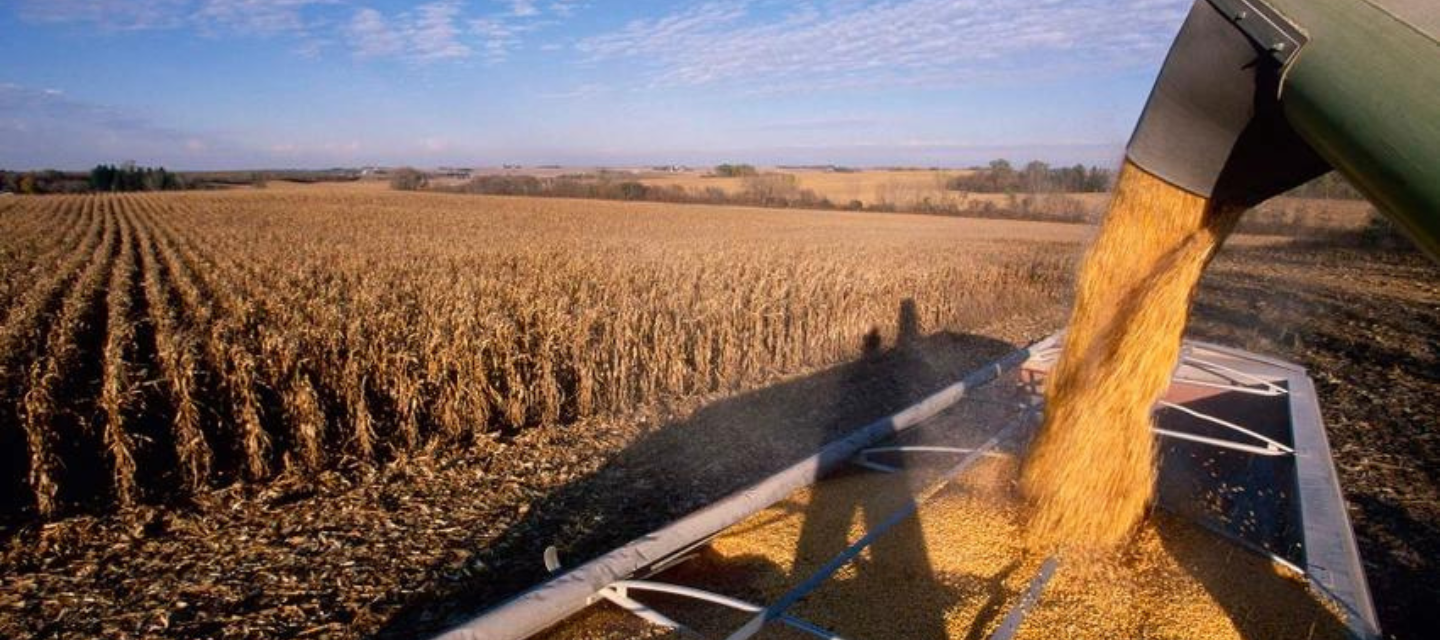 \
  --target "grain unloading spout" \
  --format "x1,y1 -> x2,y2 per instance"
1128,0 -> 1440,258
